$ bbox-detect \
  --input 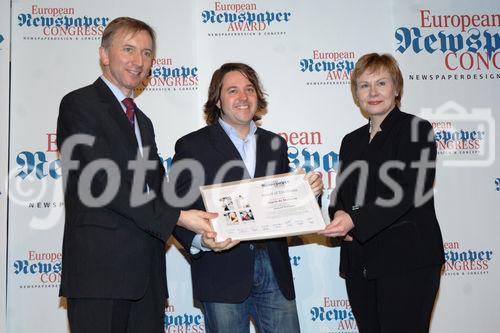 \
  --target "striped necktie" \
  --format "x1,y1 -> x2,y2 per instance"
122,98 -> 135,127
